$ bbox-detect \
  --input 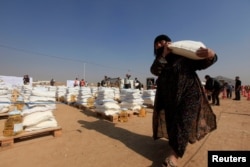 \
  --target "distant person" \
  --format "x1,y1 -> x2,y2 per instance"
50,78 -> 55,86
124,74 -> 131,89
23,75 -> 30,85
115,77 -> 122,89
106,77 -> 111,87
97,82 -> 101,87
101,76 -> 108,87
124,78 -> 130,89
80,79 -> 85,87
100,80 -> 105,87
147,79 -> 153,89
233,76 -> 241,100
225,82 -> 233,98
134,78 -> 142,90
140,84 -> 144,92
74,78 -> 79,87
205,75 -> 222,106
